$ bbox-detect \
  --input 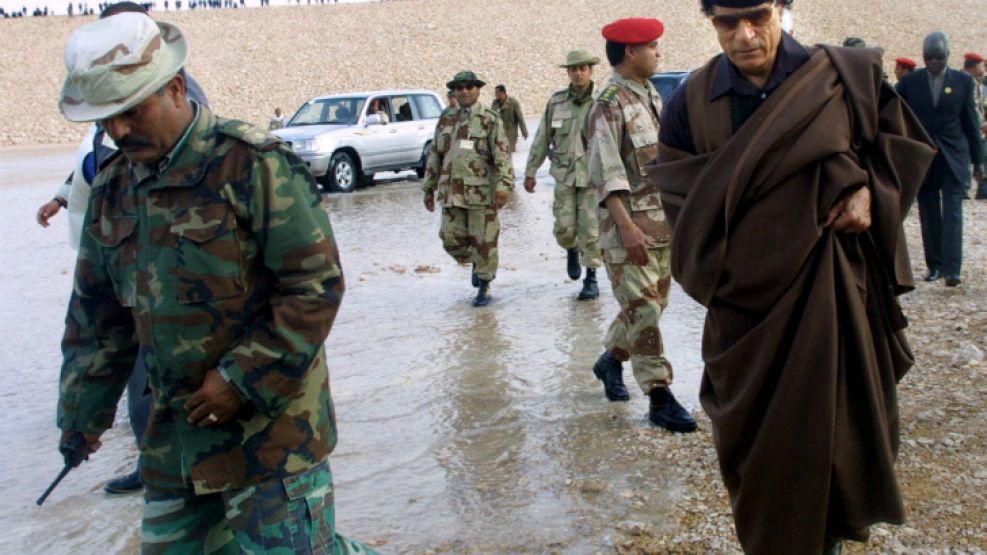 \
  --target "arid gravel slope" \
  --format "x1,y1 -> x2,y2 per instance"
1,0 -> 983,146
